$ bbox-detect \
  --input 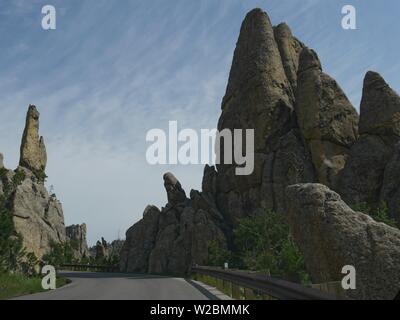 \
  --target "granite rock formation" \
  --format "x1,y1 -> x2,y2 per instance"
19,105 -> 47,174
215,9 -> 315,225
11,167 -> 66,259
286,183 -> 400,300
120,8 -> 400,299
0,105 -> 84,260
66,224 -> 89,259
0,106 -> 66,259
336,72 -> 400,221
295,48 -> 358,187
120,171 -> 227,274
